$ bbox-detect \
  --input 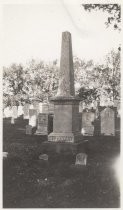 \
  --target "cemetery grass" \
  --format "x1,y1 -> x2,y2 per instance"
3,118 -> 120,208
